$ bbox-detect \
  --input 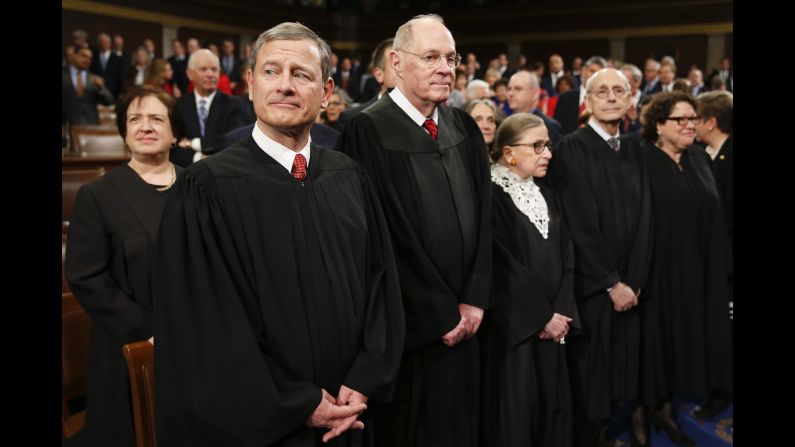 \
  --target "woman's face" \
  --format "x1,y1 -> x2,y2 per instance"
455,74 -> 467,91
162,63 -> 174,81
503,126 -> 552,179
326,93 -> 345,122
494,85 -> 507,102
125,96 -> 175,158
657,101 -> 697,152
135,49 -> 148,66
469,103 -> 496,145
